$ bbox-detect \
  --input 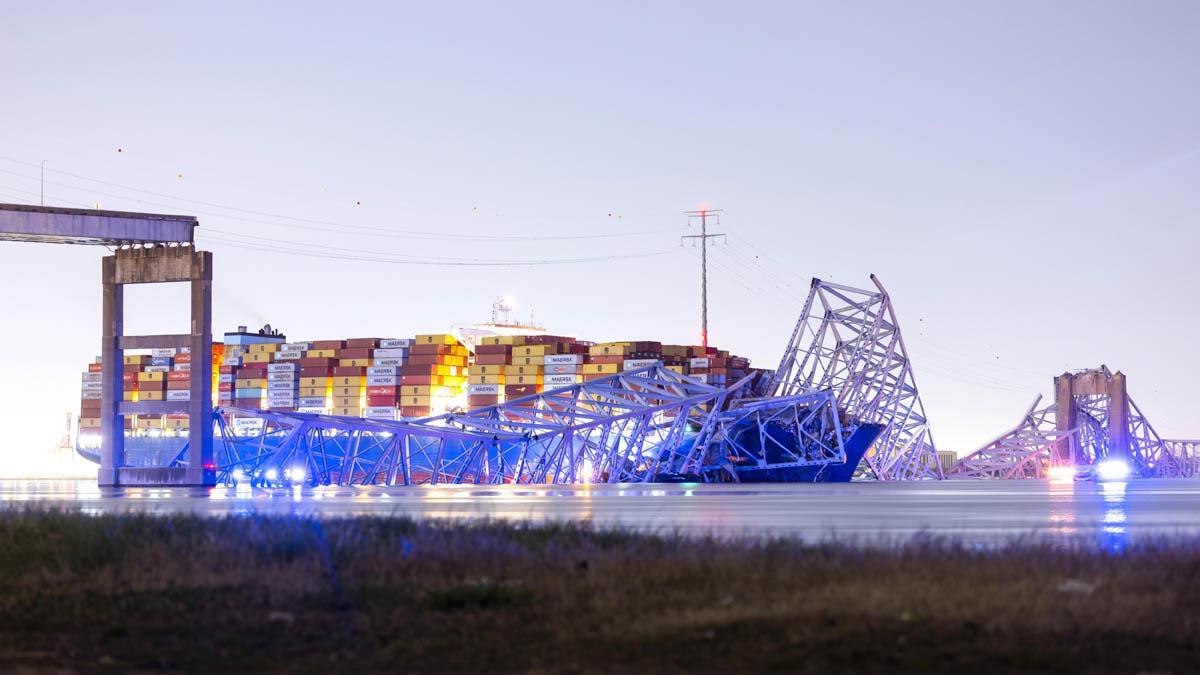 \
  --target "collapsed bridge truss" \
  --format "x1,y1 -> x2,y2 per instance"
196,366 -> 870,486
765,275 -> 942,480
950,367 -> 1199,479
